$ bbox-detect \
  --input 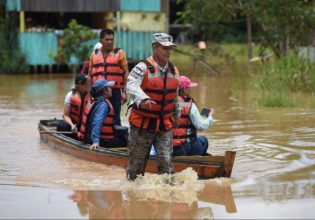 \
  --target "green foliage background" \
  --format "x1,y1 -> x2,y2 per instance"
57,19 -> 98,65
176,0 -> 315,58
0,11 -> 29,74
